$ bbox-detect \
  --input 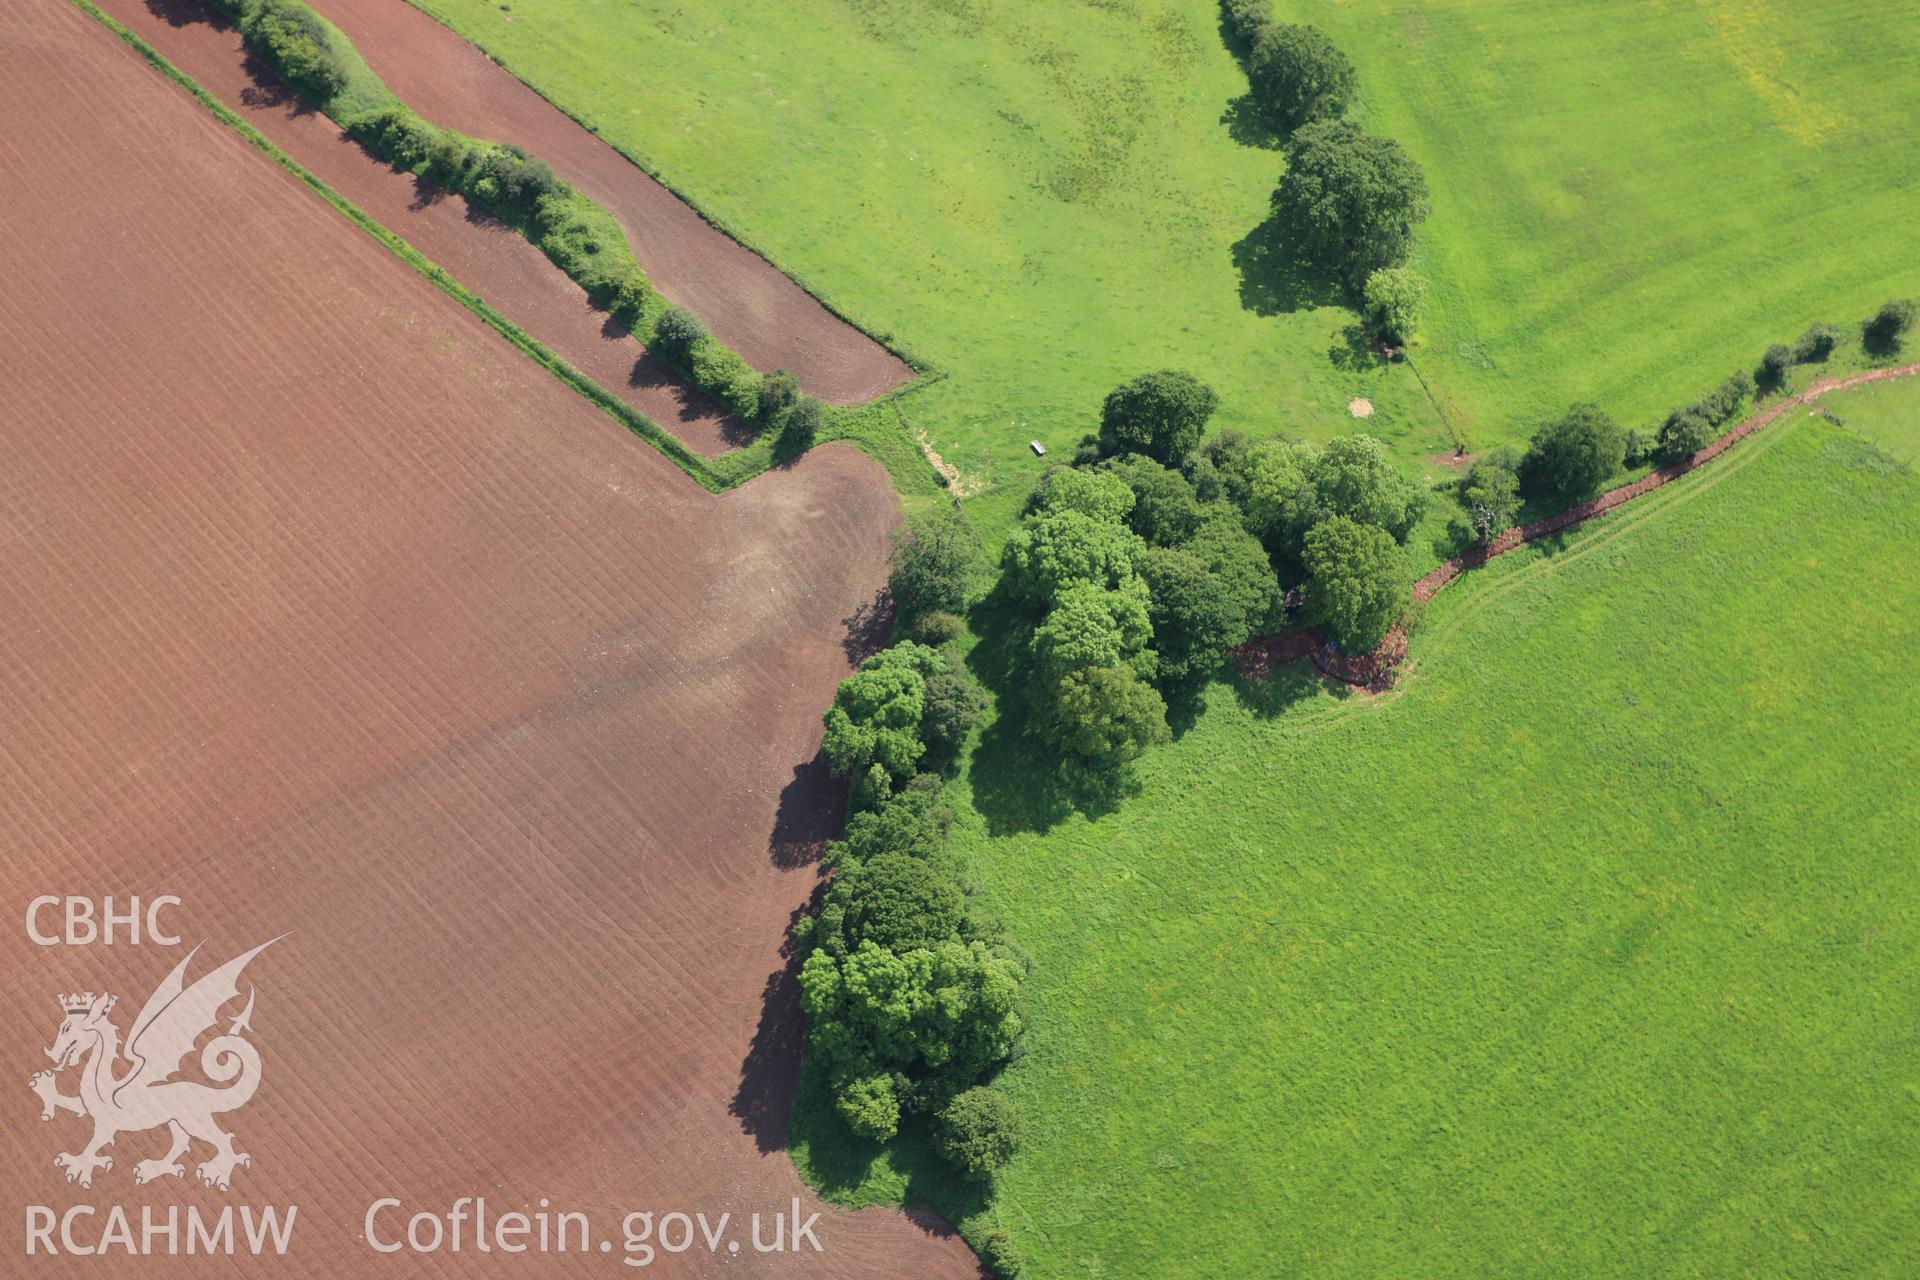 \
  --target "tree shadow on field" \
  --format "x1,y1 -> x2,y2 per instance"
785,1059 -> 991,1256
144,0 -> 229,30
1330,321 -> 1390,372
769,752 -> 847,871
235,52 -> 322,119
408,172 -> 454,211
1231,209 -> 1346,317
1220,93 -> 1285,151
1226,665 -> 1340,720
728,887 -> 823,1154
963,586 -> 1136,836
624,357 -> 760,447
839,587 -> 894,666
